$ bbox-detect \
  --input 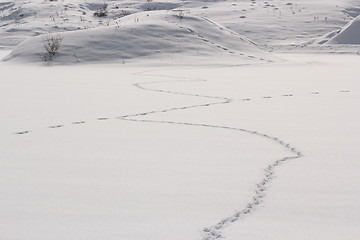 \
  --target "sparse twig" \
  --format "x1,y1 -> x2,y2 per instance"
174,10 -> 185,20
